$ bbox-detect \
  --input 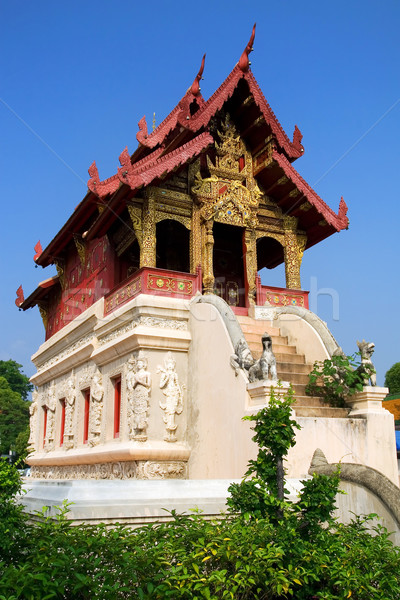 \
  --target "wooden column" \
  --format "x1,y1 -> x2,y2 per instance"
190,204 -> 202,274
140,194 -> 156,268
202,219 -> 215,295
244,228 -> 257,306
